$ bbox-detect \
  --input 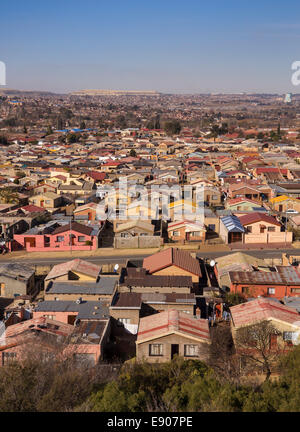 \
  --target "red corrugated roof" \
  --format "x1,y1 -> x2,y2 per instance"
137,309 -> 210,342
230,298 -> 300,328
